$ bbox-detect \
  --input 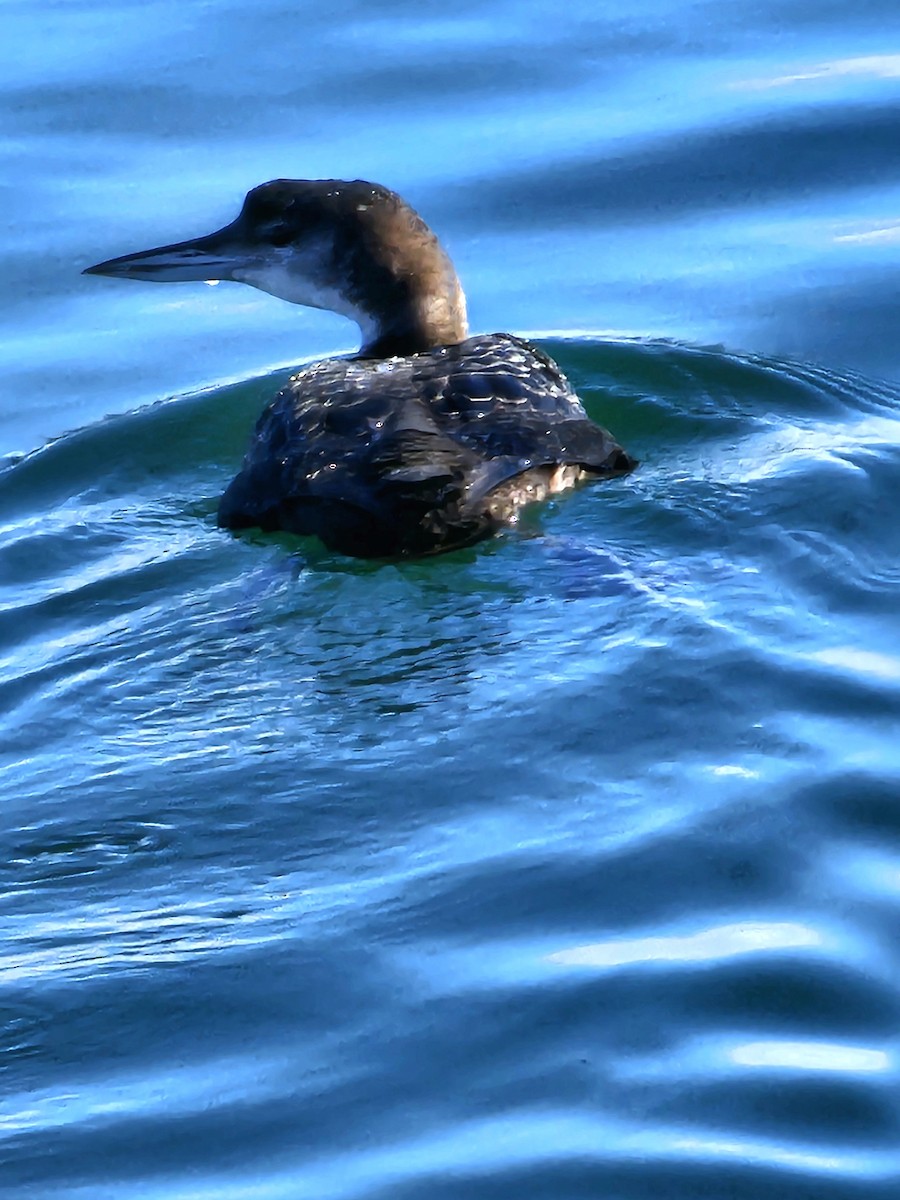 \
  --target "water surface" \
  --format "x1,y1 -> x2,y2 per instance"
2,2 -> 900,1197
